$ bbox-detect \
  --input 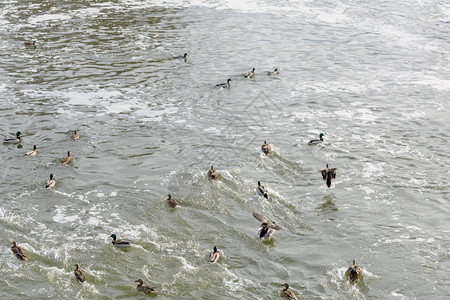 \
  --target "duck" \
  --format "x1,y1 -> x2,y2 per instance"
24,41 -> 36,47
74,264 -> 86,283
321,164 -> 337,188
252,211 -> 282,239
261,141 -> 271,155
268,68 -> 279,75
135,279 -> 158,294
4,131 -> 21,144
46,174 -> 56,190
173,53 -> 188,59
244,67 -> 255,78
110,234 -> 131,248
11,241 -> 27,261
24,145 -> 38,157
71,130 -> 79,140
61,151 -> 71,165
256,181 -> 269,199
207,165 -> 219,180
216,78 -> 231,88
209,246 -> 220,264
346,259 -> 362,283
308,133 -> 325,145
281,283 -> 297,299
167,194 -> 178,208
